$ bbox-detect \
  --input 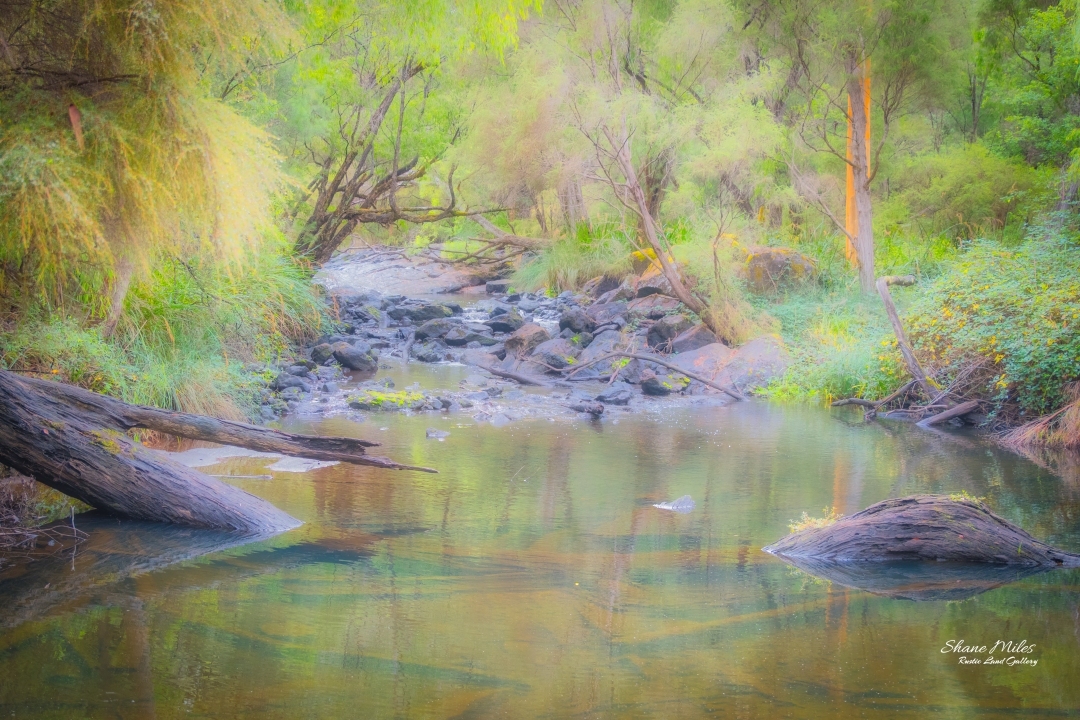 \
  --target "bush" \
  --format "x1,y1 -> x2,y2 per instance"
906,231 -> 1080,418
